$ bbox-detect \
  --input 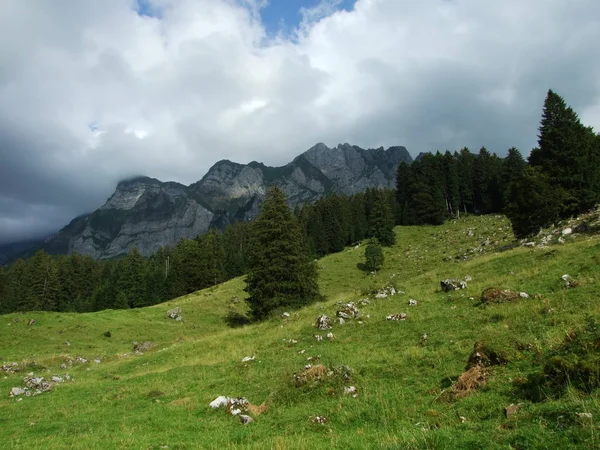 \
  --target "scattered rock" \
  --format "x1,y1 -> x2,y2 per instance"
239,414 -> 254,425
505,403 -> 520,419
558,237 -> 565,244
561,228 -> 573,236
133,341 -> 153,354
561,274 -> 579,288
314,315 -> 332,330
226,397 -> 249,416
519,292 -> 529,299
1,362 -> 20,374
314,335 -> 323,342
241,356 -> 255,363
209,396 -> 229,409
312,416 -> 328,425
464,275 -> 473,282
9,387 -> 27,397
288,339 -> 298,344
65,341 -> 71,346
440,279 -> 468,292
467,229 -> 474,237
524,242 -> 536,247
577,412 -> 593,420
336,302 -> 360,320
344,386 -> 358,398
358,299 -> 370,306
166,307 -> 182,321
409,299 -> 418,306
386,313 -> 407,321
459,416 -> 467,423
421,333 -> 428,345
281,312 -> 291,318
336,317 -> 346,325
75,357 -> 88,364
27,319 -> 36,326
375,286 -> 396,298
60,363 -> 67,370
326,332 -> 335,340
